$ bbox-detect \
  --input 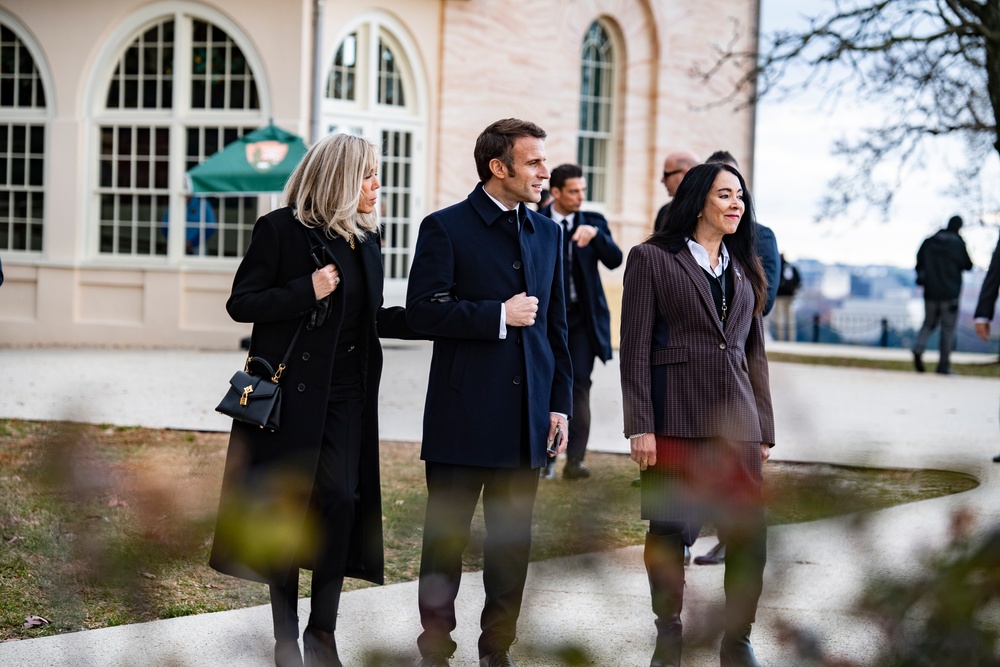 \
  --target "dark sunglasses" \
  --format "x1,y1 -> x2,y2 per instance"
662,169 -> 685,180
